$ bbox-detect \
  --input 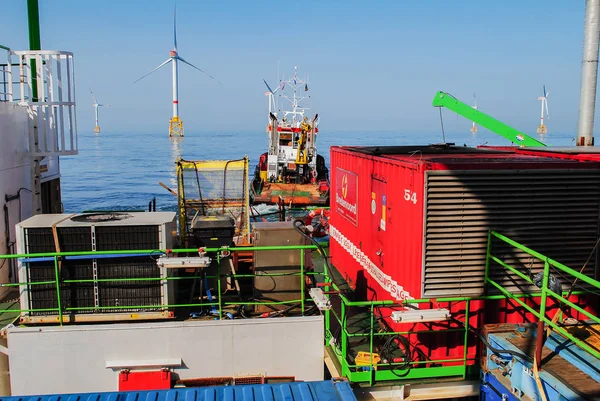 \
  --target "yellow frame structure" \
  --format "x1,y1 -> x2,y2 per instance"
176,157 -> 250,245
